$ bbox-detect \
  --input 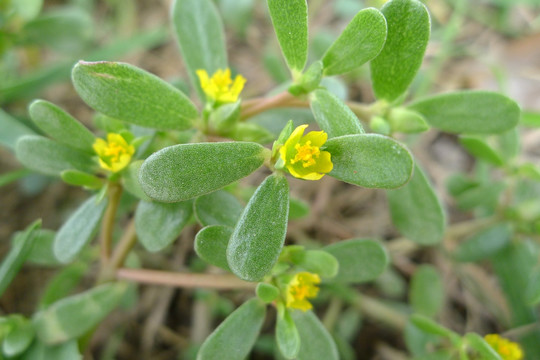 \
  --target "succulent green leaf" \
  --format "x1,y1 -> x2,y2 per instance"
290,250 -> 339,278
387,108 -> 429,134
310,89 -> 364,138
140,142 -> 266,202
61,170 -> 102,189
23,339 -> 82,360
16,135 -> 95,176
0,109 -> 36,151
387,164 -> 445,245
289,197 -> 310,219
370,0 -> 430,101
289,61 -> 323,96
292,311 -> 339,360
324,239 -> 388,283
256,283 -> 280,303
54,195 -> 107,263
194,225 -> 232,271
29,100 -> 96,153
121,160 -> 151,201
410,314 -> 459,339
322,8 -> 387,76
526,267 -> 540,305
410,265 -> 444,318
325,134 -> 414,189
2,316 -> 35,357
0,220 -> 41,298
408,91 -> 520,134
38,263 -> 87,309
135,200 -> 193,252
197,298 -> 266,360
72,61 -> 198,130
459,136 -> 504,166
33,283 -> 128,344
194,190 -> 244,227
454,223 -> 511,263
12,229 -> 60,267
172,0 -> 228,99
464,333 -> 502,360
267,0 -> 308,74
10,0 -> 43,21
227,174 -> 289,281
276,305 -> 301,359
